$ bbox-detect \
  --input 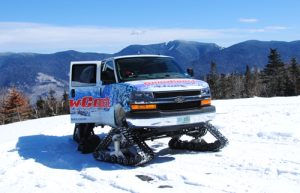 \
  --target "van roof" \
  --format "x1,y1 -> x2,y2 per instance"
71,61 -> 101,64
71,55 -> 173,64
112,54 -> 172,60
